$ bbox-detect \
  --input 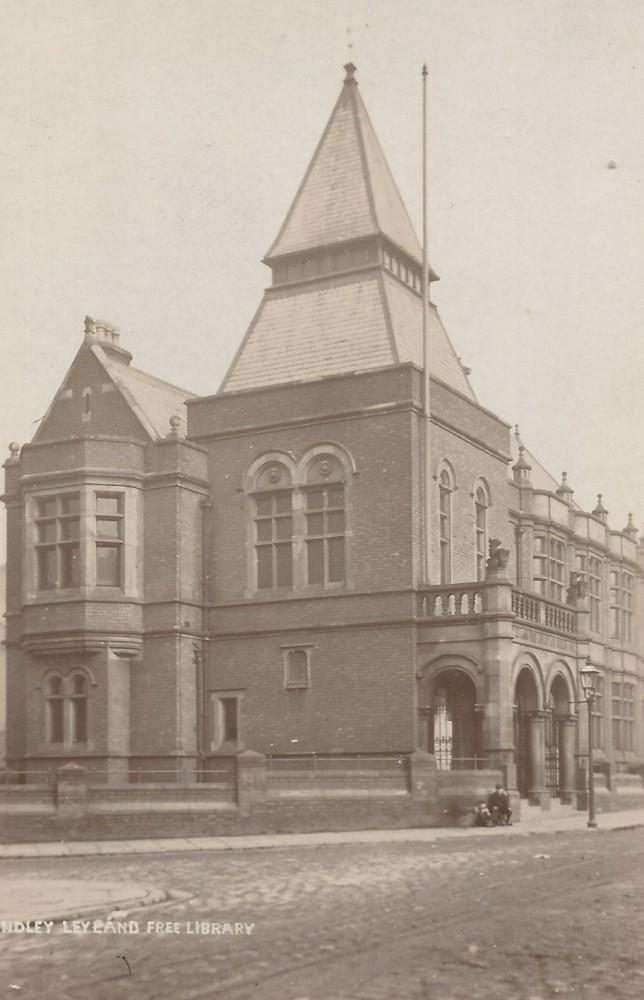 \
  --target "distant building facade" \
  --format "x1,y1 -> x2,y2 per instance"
3,65 -> 643,808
